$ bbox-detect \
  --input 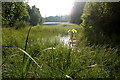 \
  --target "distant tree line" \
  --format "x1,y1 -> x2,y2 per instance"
44,15 -> 70,22
2,2 -> 42,29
